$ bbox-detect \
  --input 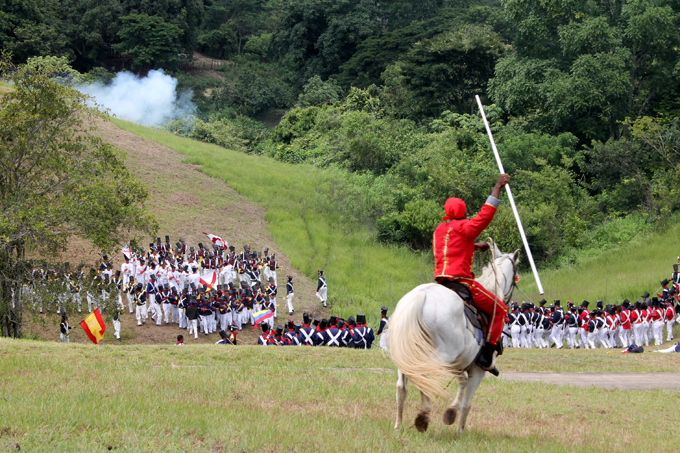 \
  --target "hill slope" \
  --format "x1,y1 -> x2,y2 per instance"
114,119 -> 680,311
519,220 -> 680,304
31,119 -> 325,345
112,119 -> 433,325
